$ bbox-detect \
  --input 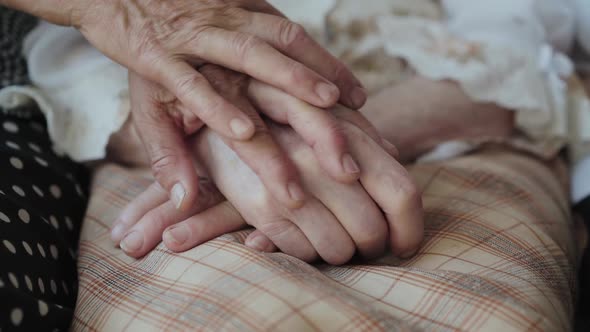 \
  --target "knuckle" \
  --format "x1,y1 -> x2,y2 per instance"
277,21 -> 307,49
389,176 -> 422,212
148,147 -> 184,180
198,95 -> 225,121
257,220 -> 296,240
321,120 -> 346,151
173,73 -> 206,98
232,33 -> 263,65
